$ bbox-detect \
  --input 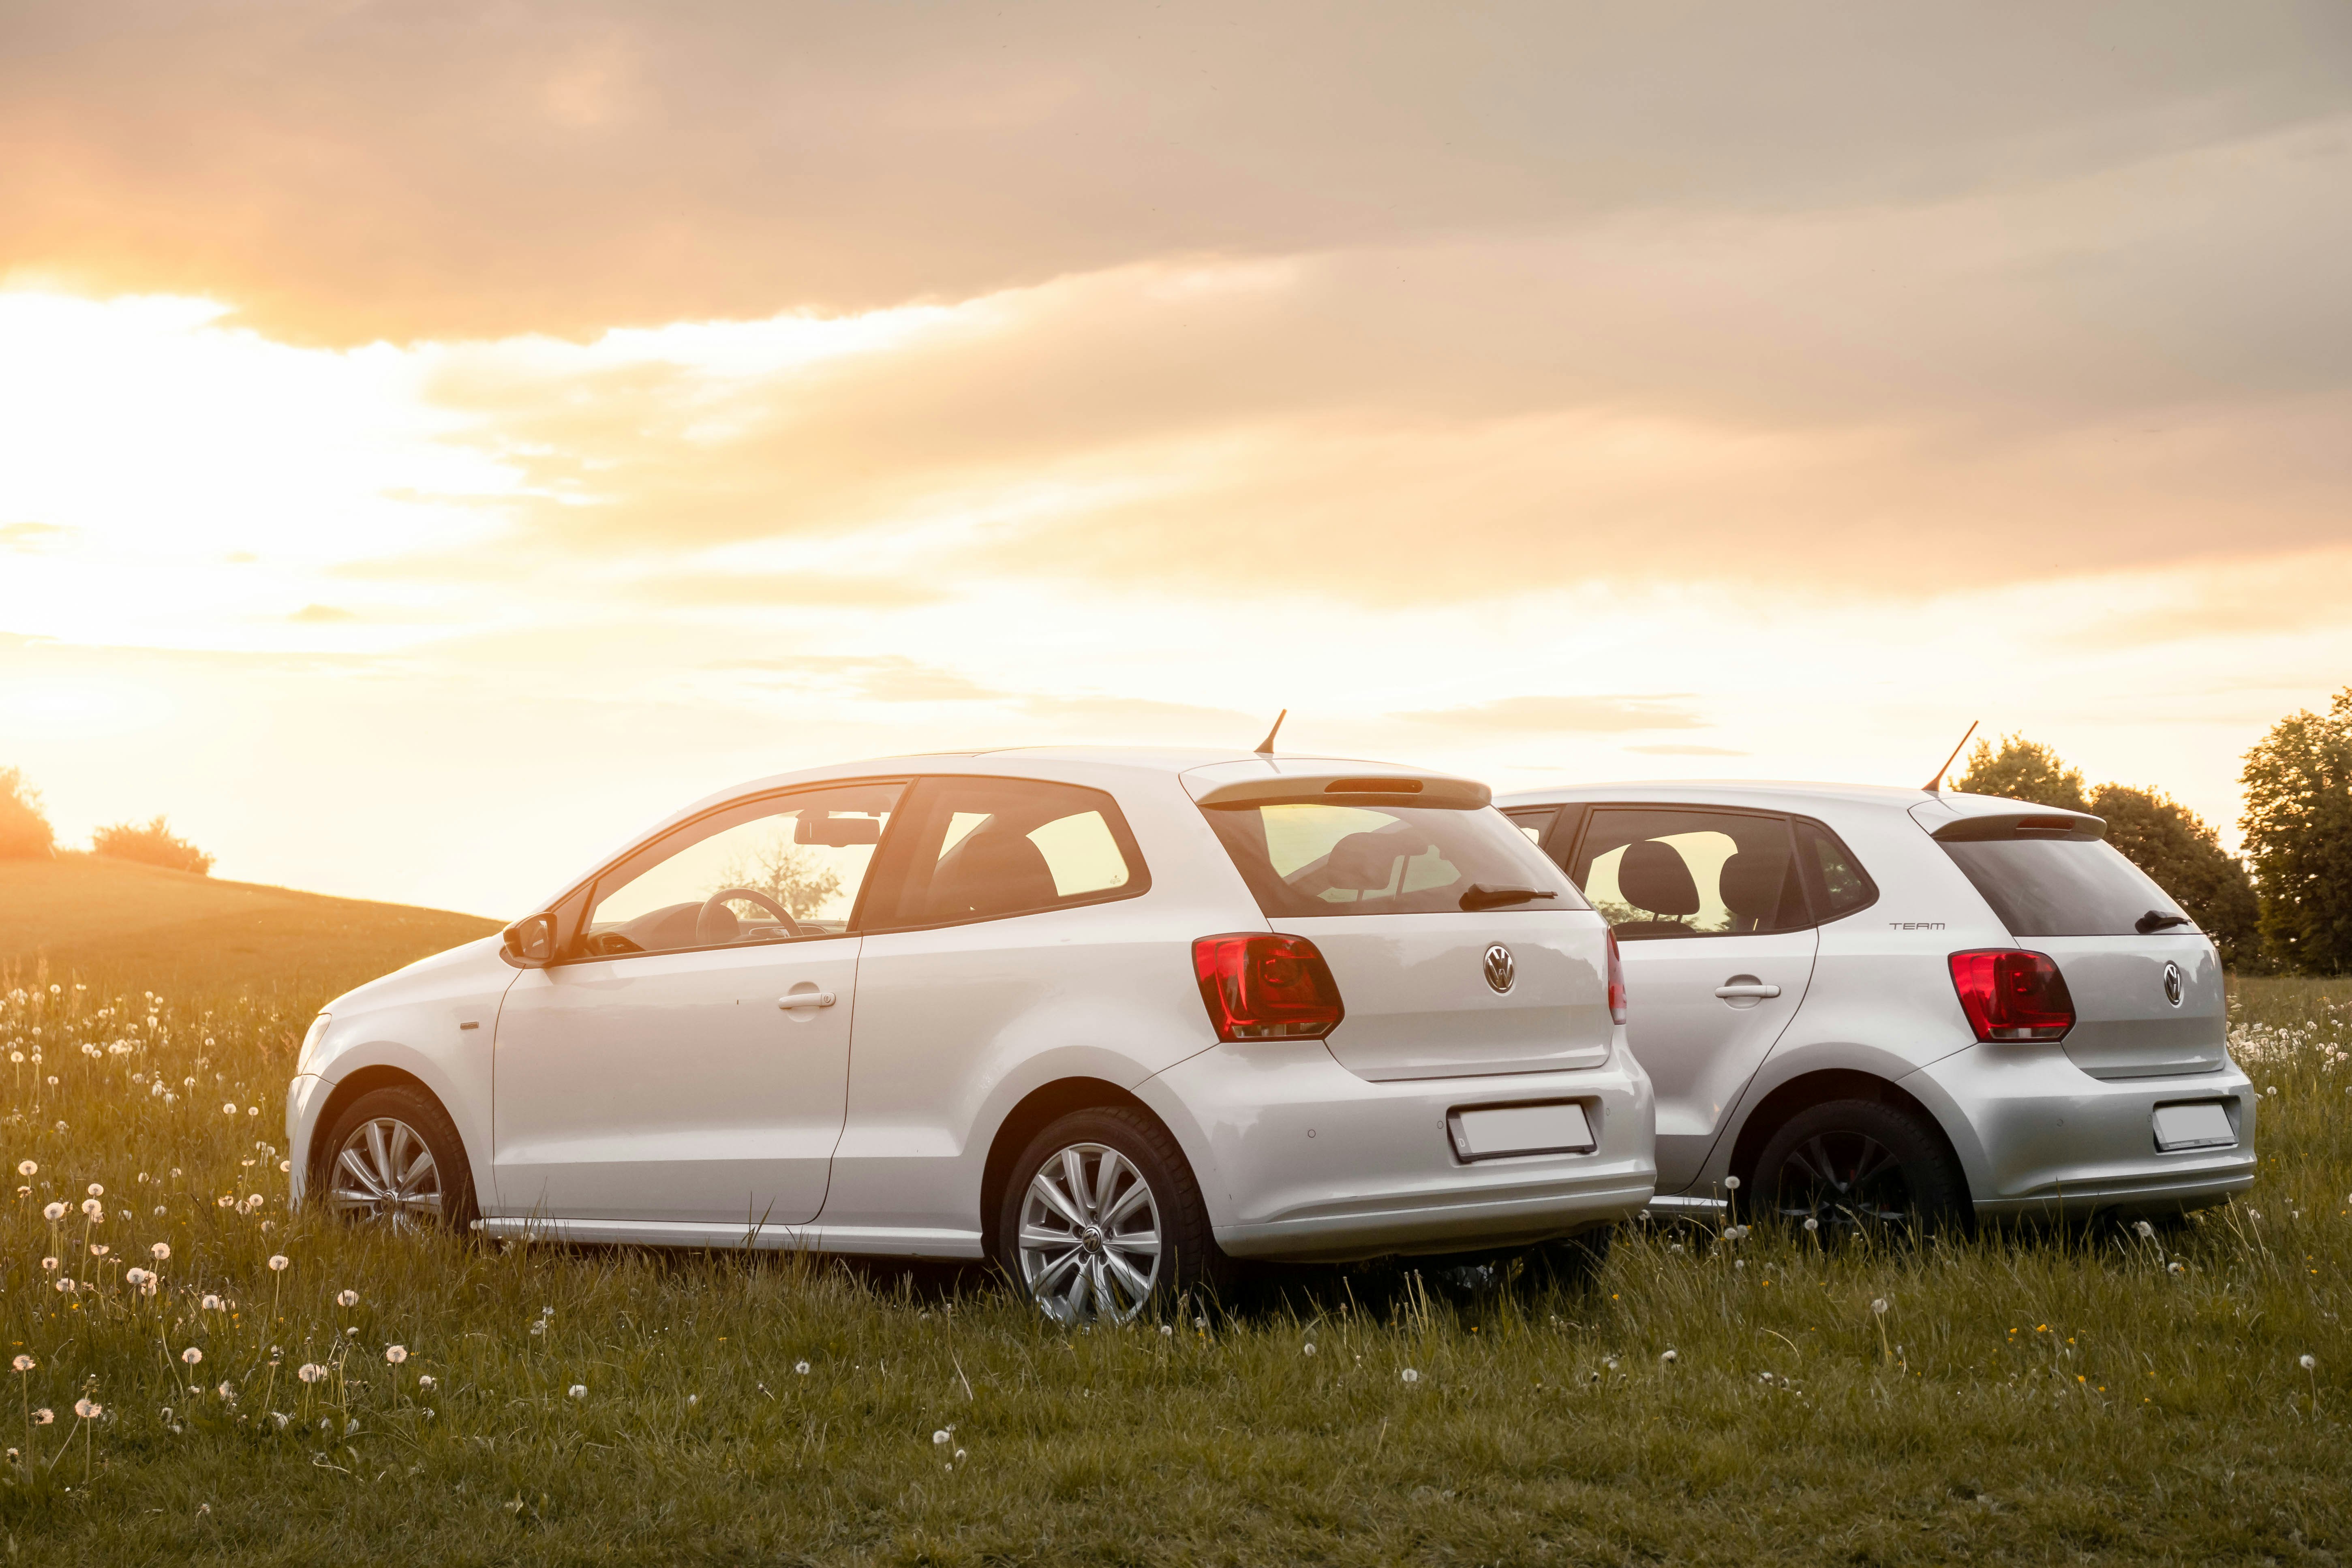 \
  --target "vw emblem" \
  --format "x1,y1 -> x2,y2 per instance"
1483,943 -> 1515,994
2162,962 -> 2183,1008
